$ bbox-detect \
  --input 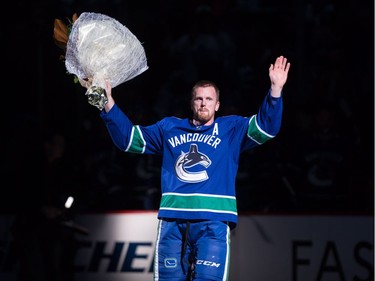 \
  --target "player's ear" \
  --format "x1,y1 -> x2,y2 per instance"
215,101 -> 220,112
